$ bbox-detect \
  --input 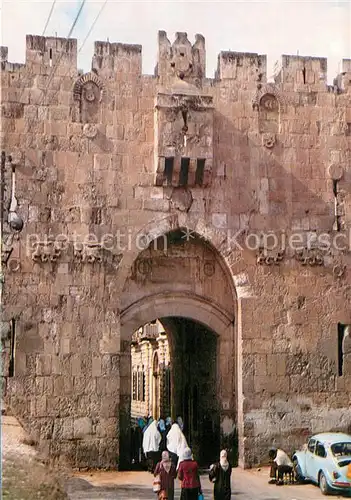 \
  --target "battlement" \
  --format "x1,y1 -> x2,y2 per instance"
216,51 -> 267,82
1,33 -> 349,89
25,35 -> 77,74
156,31 -> 206,84
92,41 -> 142,77
342,59 -> 351,73
274,54 -> 327,86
